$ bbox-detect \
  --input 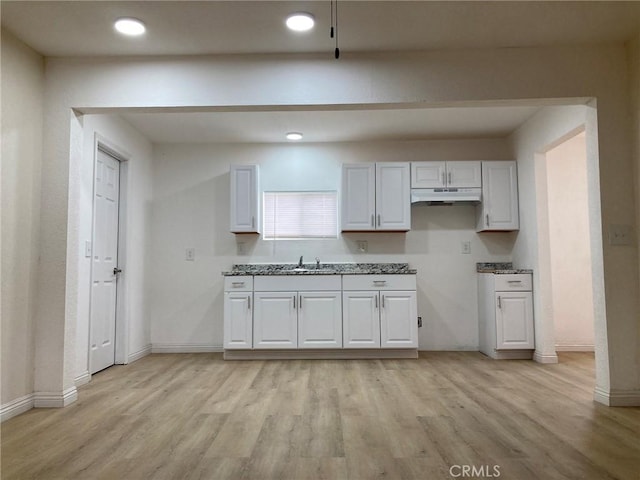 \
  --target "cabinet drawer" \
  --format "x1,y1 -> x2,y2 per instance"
224,276 -> 253,291
342,274 -> 416,291
254,275 -> 341,292
494,274 -> 531,291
